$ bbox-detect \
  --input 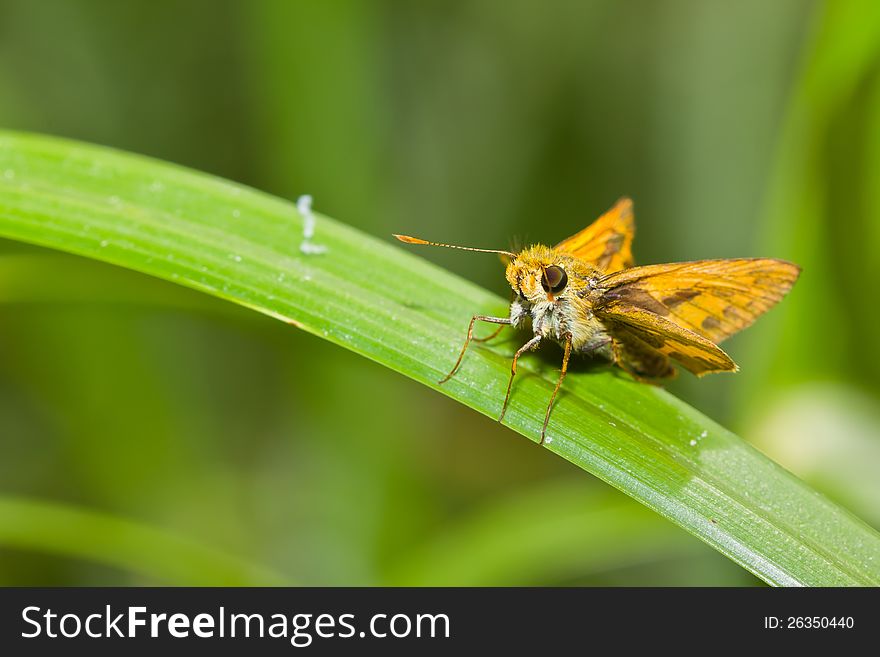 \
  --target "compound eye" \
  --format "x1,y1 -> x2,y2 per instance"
541,265 -> 568,294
